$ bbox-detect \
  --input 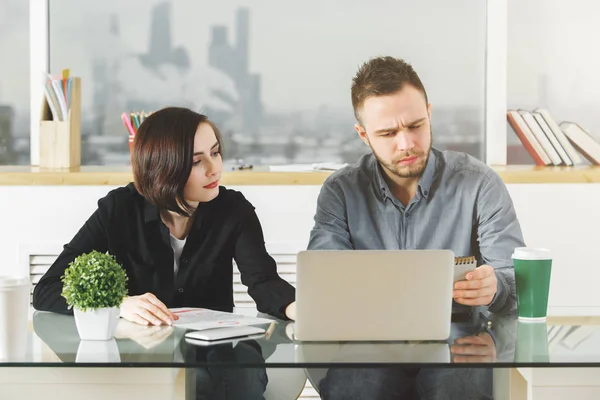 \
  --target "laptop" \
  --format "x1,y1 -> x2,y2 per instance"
295,341 -> 451,364
294,250 -> 454,341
